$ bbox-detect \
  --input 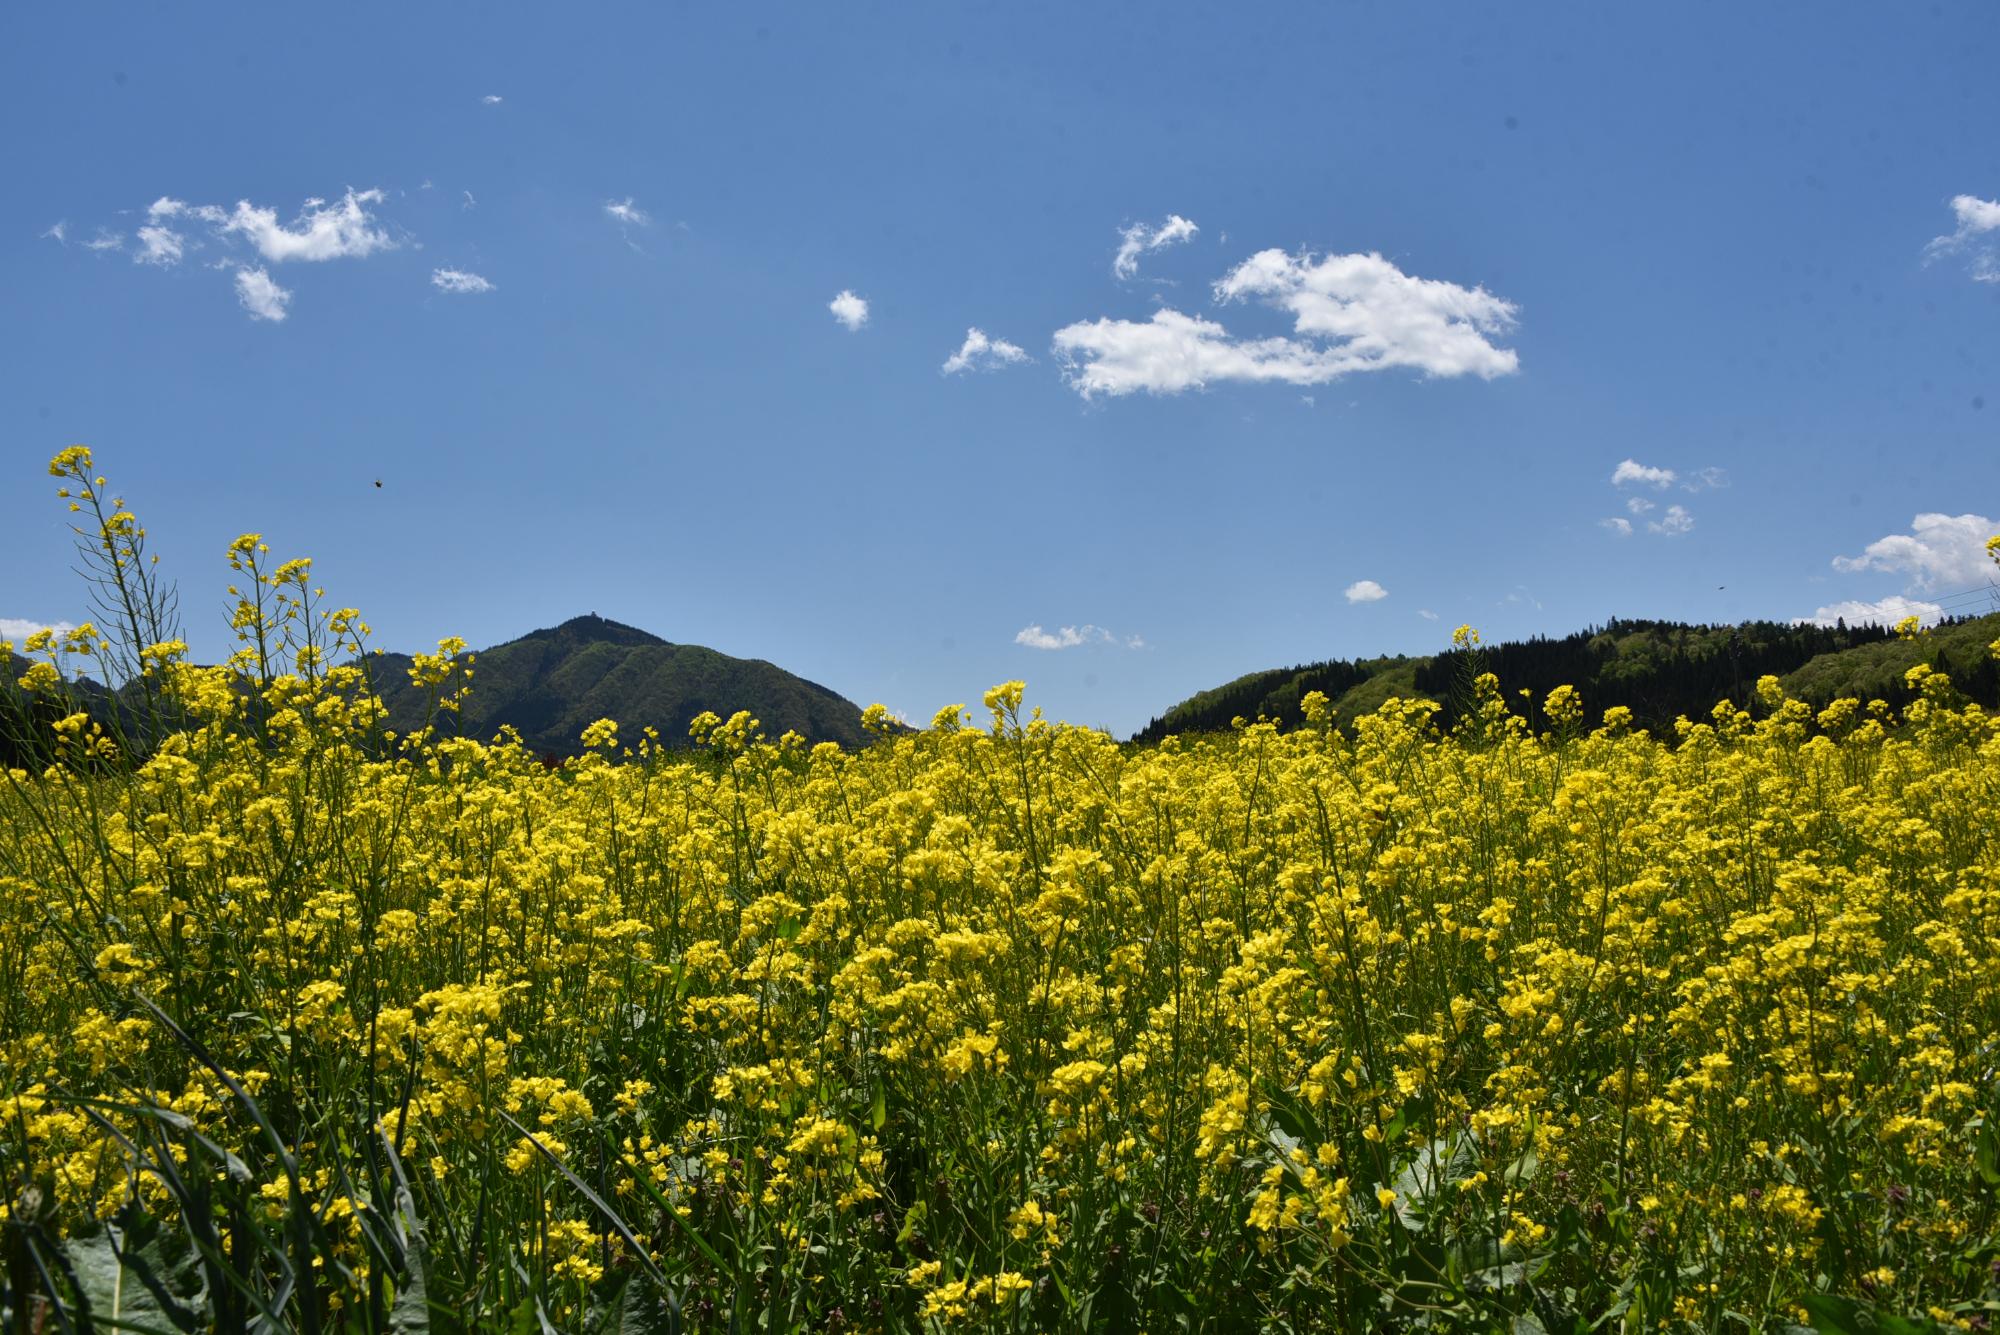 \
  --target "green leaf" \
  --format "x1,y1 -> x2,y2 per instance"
871,1080 -> 887,1133
1974,1115 -> 2000,1189
1801,1293 -> 1947,1335
64,1218 -> 209,1335
896,1201 -> 927,1246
